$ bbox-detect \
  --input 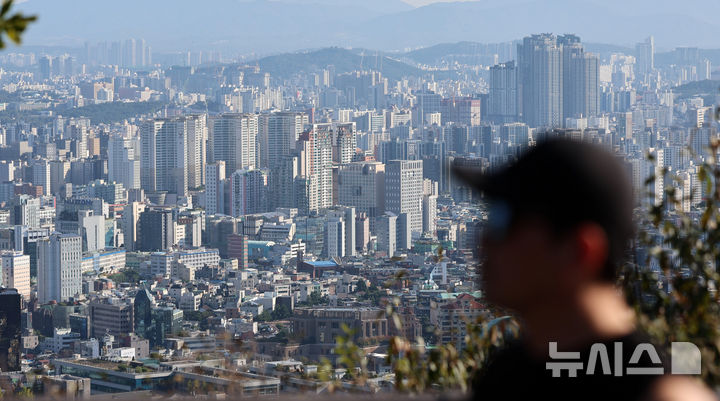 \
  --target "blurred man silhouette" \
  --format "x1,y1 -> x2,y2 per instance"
455,139 -> 714,401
